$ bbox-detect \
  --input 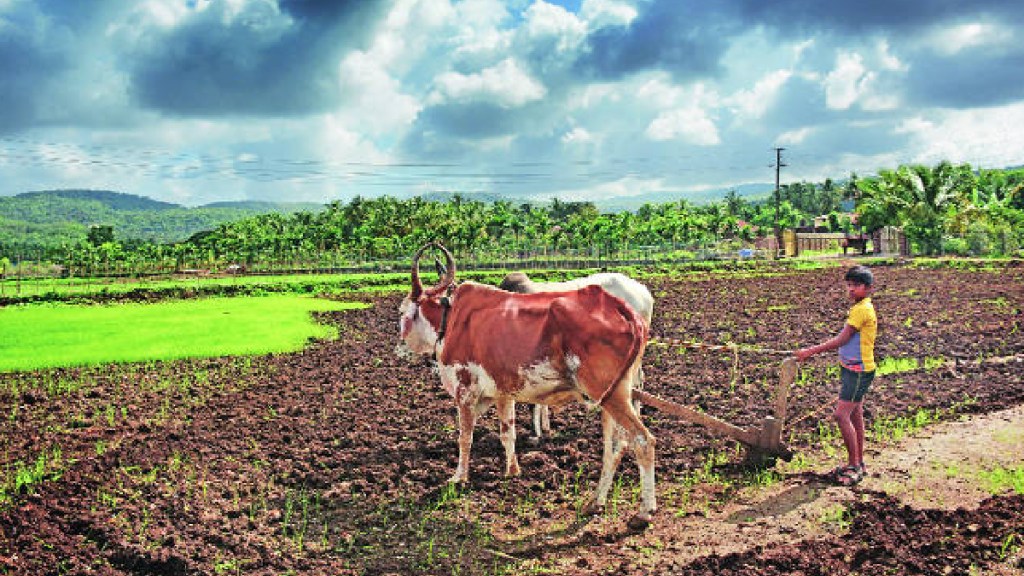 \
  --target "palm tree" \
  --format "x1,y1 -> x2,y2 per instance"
857,161 -> 974,255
